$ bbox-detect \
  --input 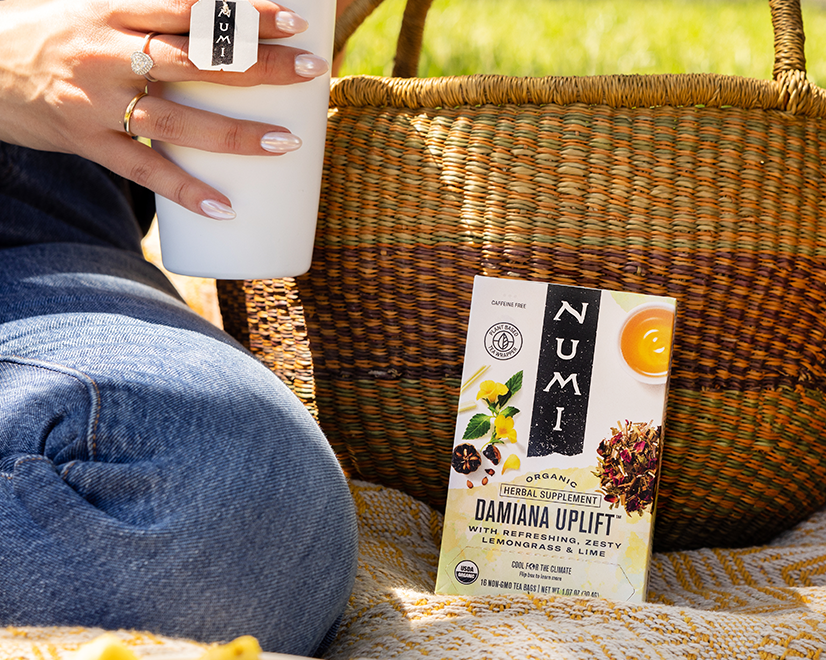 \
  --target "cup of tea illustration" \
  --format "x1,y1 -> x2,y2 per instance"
617,302 -> 675,384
